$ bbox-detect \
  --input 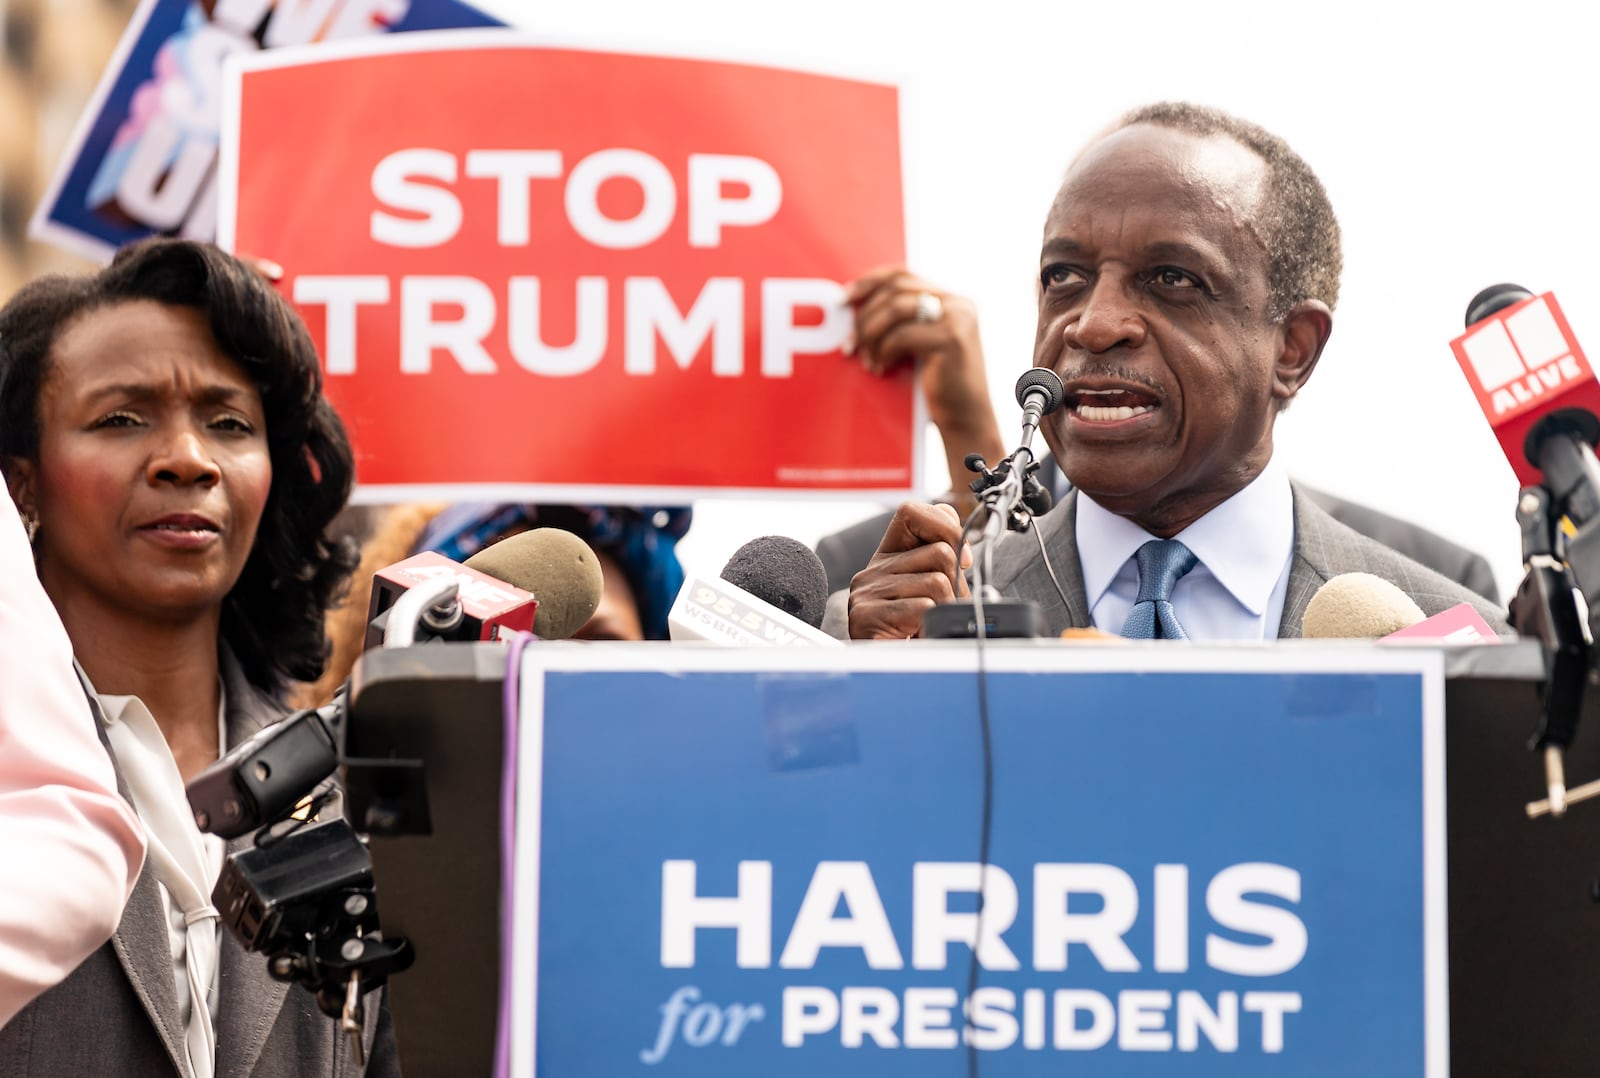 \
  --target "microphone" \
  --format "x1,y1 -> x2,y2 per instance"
965,369 -> 1065,537
1010,369 -> 1065,518
718,536 -> 829,629
1451,284 -> 1600,499
463,528 -> 604,640
929,369 -> 1064,639
667,535 -> 842,647
1301,572 -> 1502,643
366,527 -> 604,647
1301,573 -> 1425,638
1454,285 -> 1600,816
1015,367 -> 1066,453
190,530 -> 606,837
